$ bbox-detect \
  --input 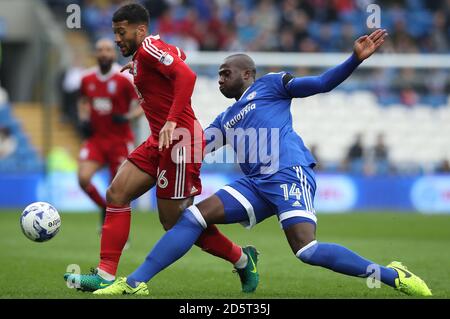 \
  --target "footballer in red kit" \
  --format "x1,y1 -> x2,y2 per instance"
64,3 -> 259,294
127,33 -> 204,199
77,38 -> 142,226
